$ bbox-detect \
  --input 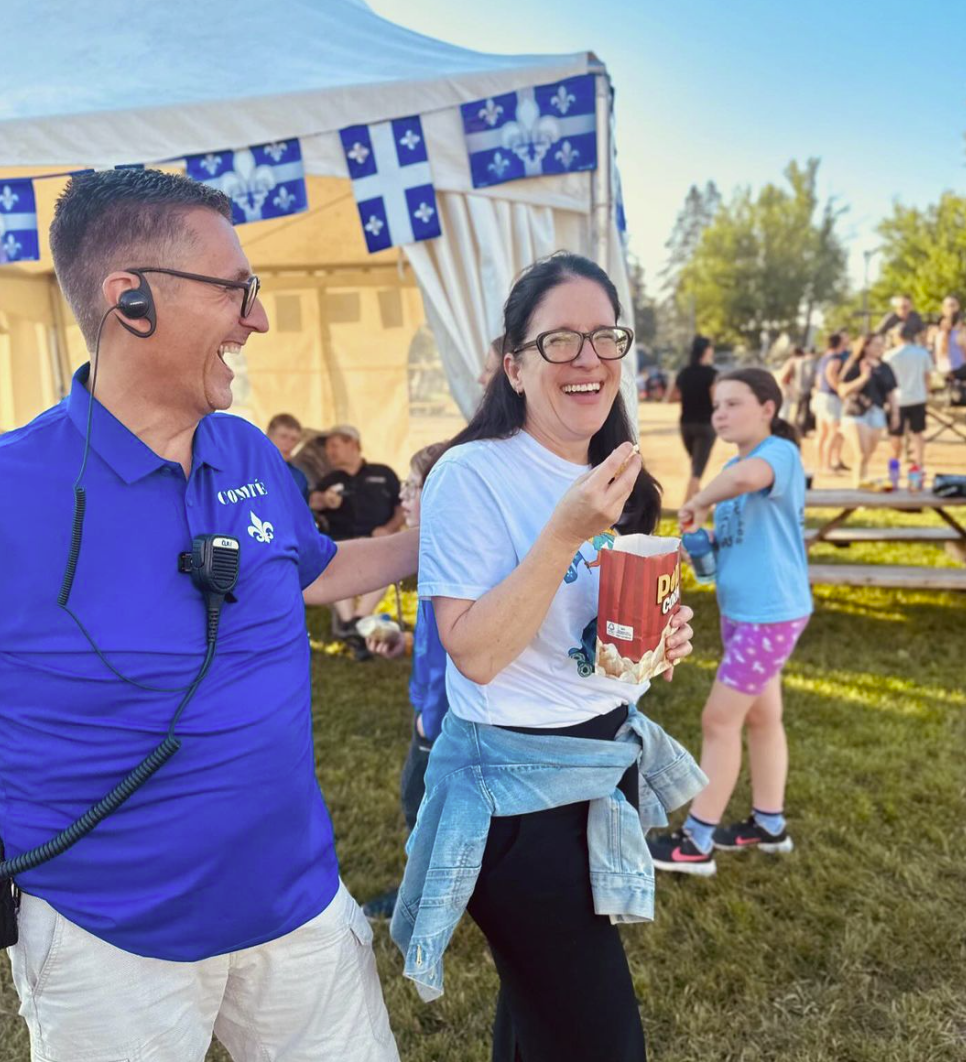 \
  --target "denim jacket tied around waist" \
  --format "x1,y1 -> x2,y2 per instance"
389,705 -> 707,1001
